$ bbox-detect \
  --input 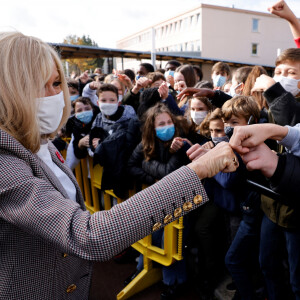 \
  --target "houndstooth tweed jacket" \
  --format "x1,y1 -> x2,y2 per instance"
0,129 -> 208,300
